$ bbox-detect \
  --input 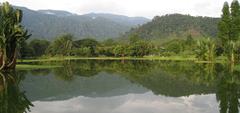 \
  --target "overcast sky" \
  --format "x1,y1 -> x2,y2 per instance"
2,0 -> 234,19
